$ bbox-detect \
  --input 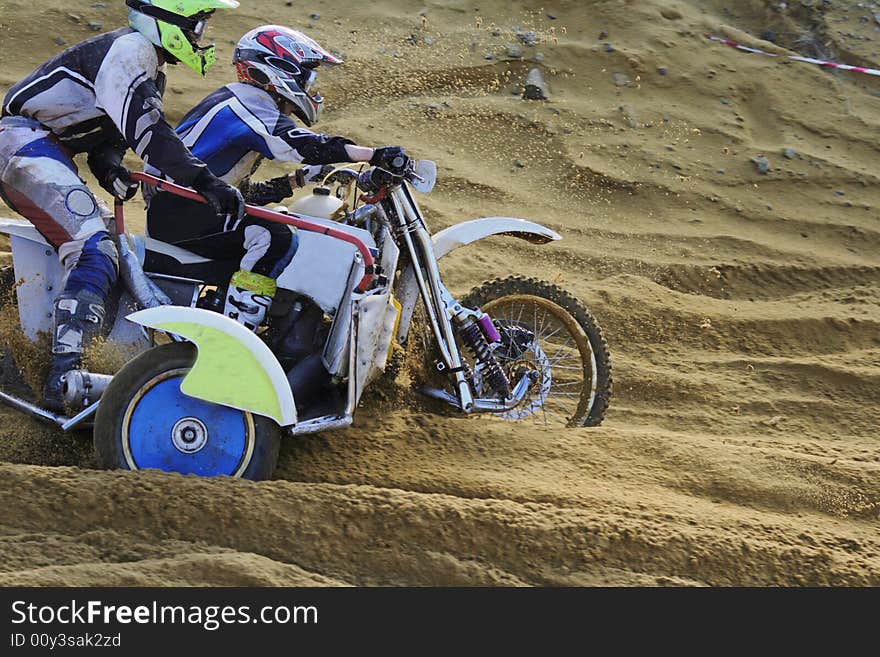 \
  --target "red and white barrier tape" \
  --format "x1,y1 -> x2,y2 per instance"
705,34 -> 880,77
